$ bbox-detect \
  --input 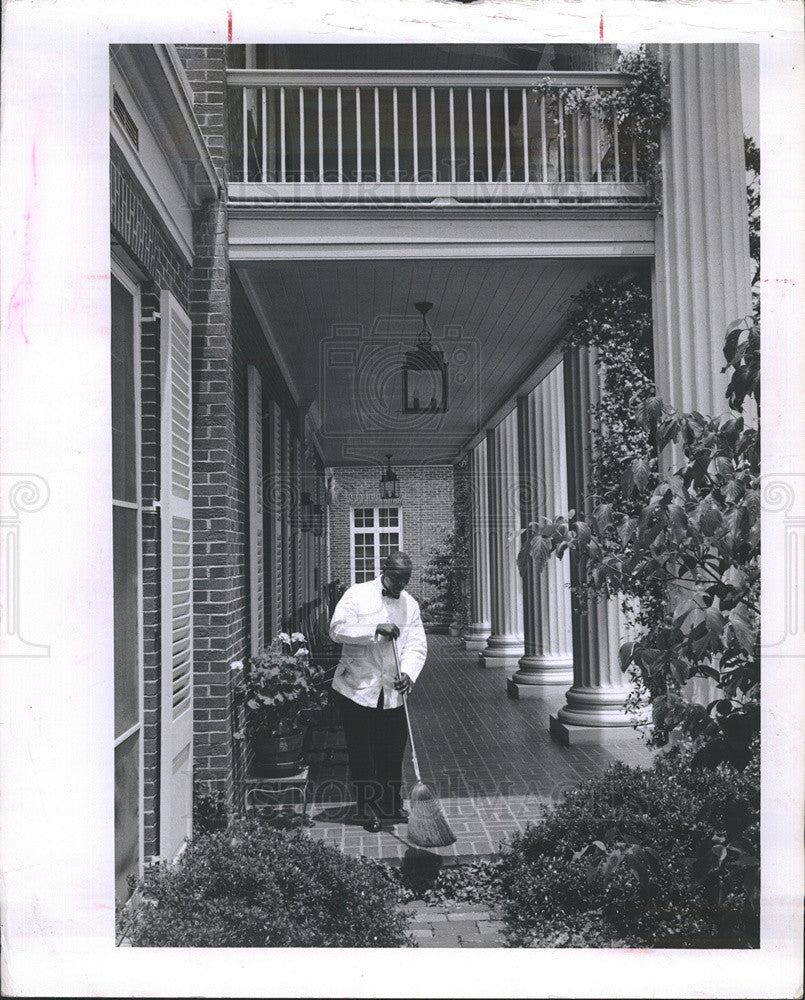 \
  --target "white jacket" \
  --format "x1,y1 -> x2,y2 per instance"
329,575 -> 427,709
